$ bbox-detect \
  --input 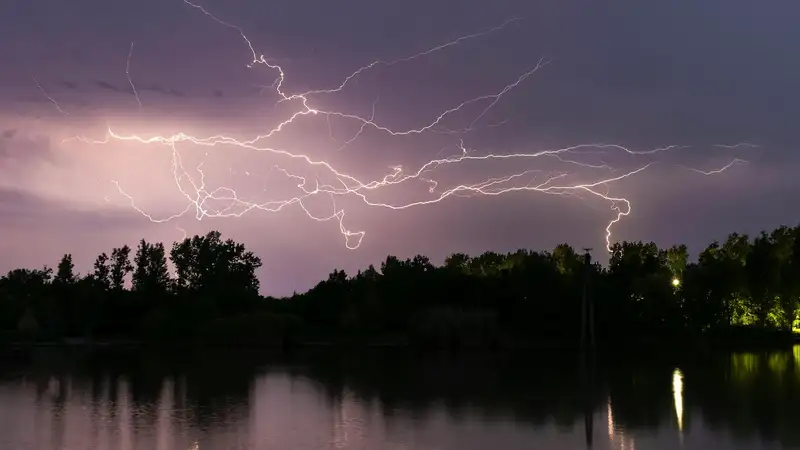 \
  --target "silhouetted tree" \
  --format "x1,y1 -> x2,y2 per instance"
92,252 -> 111,290
444,253 -> 471,273
552,243 -> 583,276
133,240 -> 171,293
54,254 -> 76,285
170,231 -> 261,294
747,232 -> 779,326
110,245 -> 133,291
1,225 -> 799,348
664,244 -> 688,281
